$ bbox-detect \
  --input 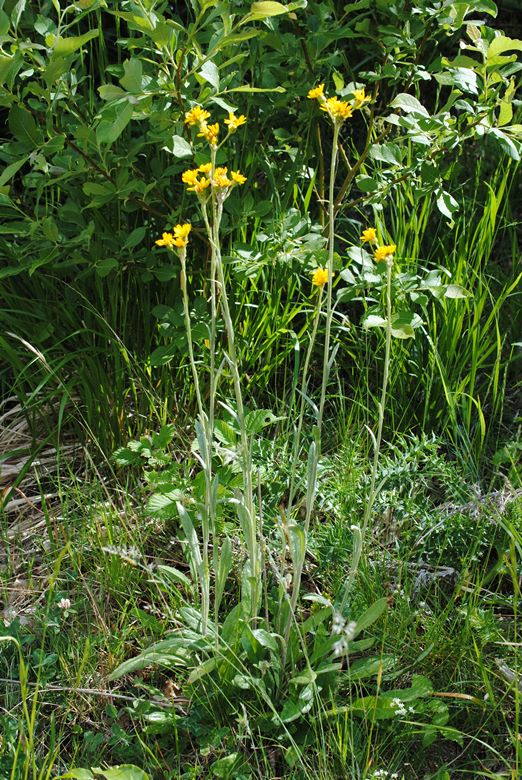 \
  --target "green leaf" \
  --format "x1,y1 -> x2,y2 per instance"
488,128 -> 520,161
156,564 -> 192,589
199,60 -> 219,90
362,314 -> 386,330
353,597 -> 387,637
210,753 -> 240,779
487,35 -> 522,63
98,85 -> 127,101
246,2 -> 289,22
9,105 -> 41,148
226,85 -> 285,93
251,628 -> 278,652
92,766 -> 150,780
244,409 -> 283,435
0,156 -> 29,187
56,771 -> 95,780
169,135 -> 193,158
346,654 -> 397,681
390,93 -> 429,117
444,284 -> 470,299
436,190 -> 459,219
120,57 -> 142,93
50,29 -> 100,57
96,102 -> 134,146
187,657 -> 217,684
